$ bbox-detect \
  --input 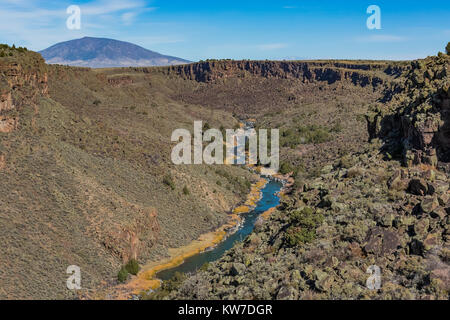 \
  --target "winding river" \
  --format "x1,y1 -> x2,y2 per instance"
156,179 -> 282,280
